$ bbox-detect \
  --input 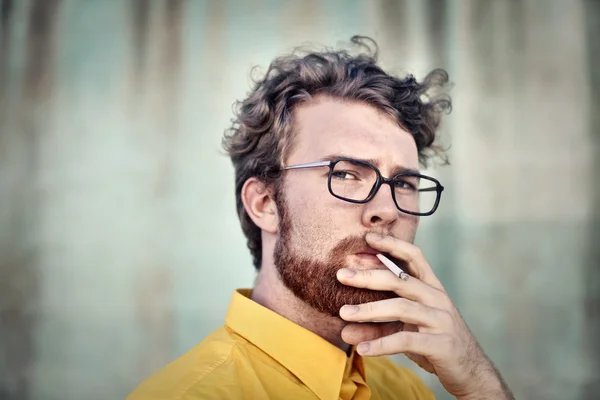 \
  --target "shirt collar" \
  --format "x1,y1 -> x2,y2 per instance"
225,289 -> 364,400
